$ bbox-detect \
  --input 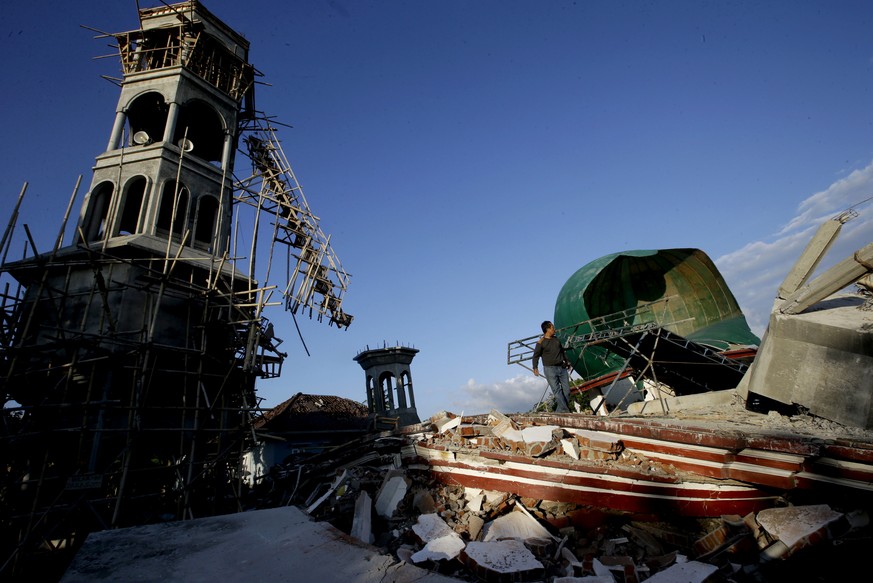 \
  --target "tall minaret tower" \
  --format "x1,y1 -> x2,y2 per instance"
0,3 -> 280,576
77,1 -> 252,252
